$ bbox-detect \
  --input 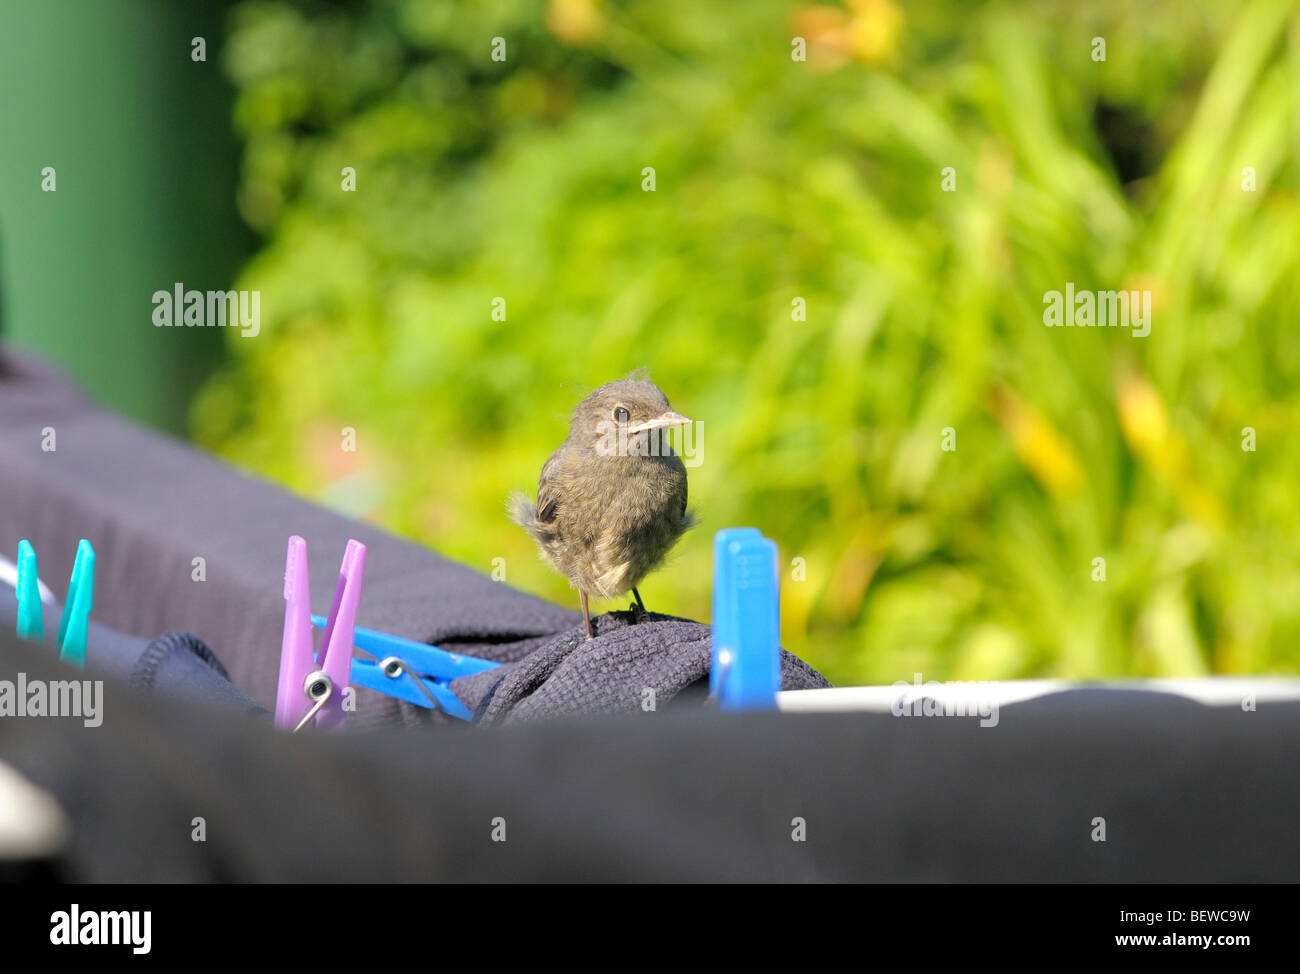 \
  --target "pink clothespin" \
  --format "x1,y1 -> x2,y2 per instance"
275,536 -> 366,732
